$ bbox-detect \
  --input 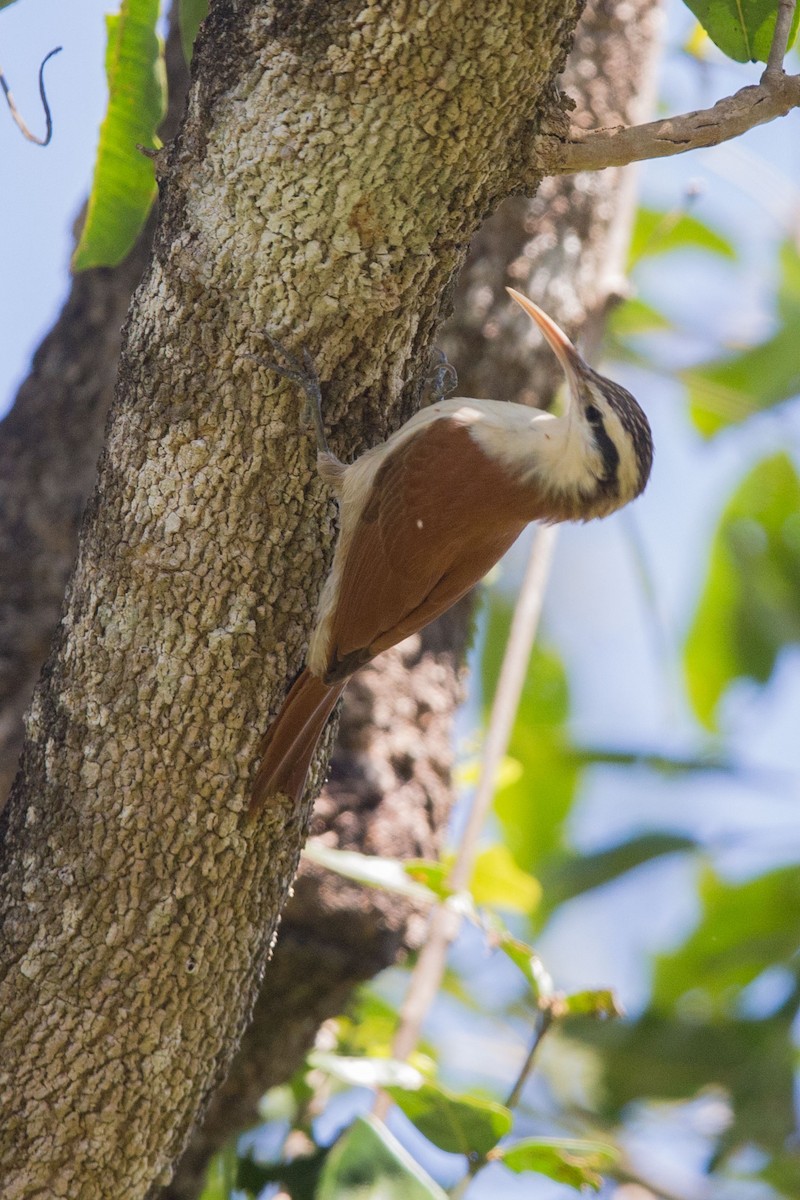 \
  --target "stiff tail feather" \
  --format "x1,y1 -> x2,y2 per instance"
251,668 -> 346,812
